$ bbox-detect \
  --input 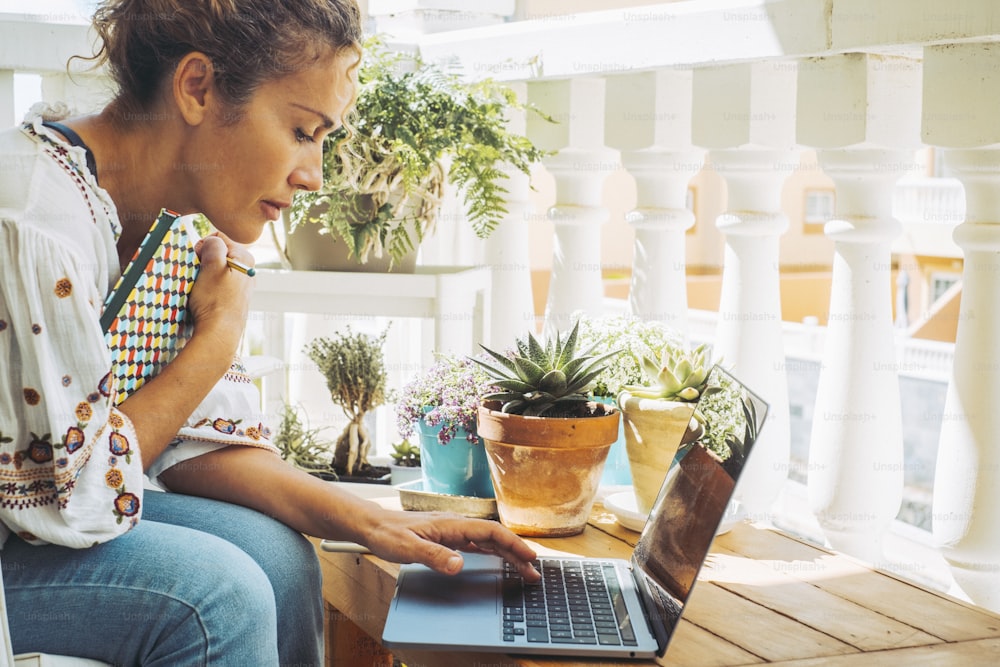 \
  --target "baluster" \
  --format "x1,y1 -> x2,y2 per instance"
605,70 -> 704,332
528,78 -> 619,334
924,42 -> 1000,611
691,61 -> 795,519
796,54 -> 921,563
0,70 -> 14,127
480,82 -> 537,348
